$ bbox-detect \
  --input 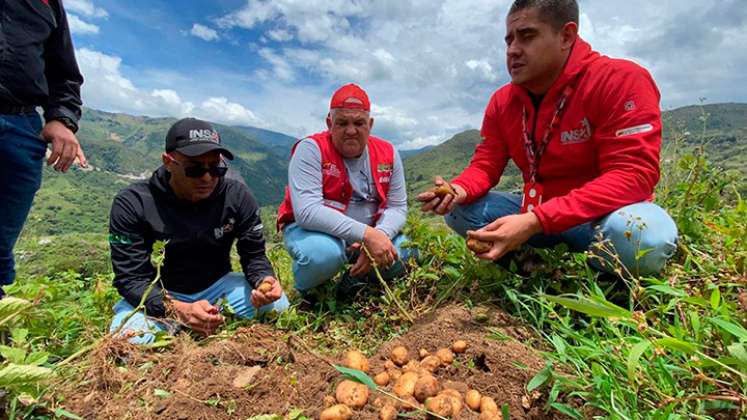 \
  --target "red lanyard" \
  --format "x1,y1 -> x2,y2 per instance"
521,82 -> 576,183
